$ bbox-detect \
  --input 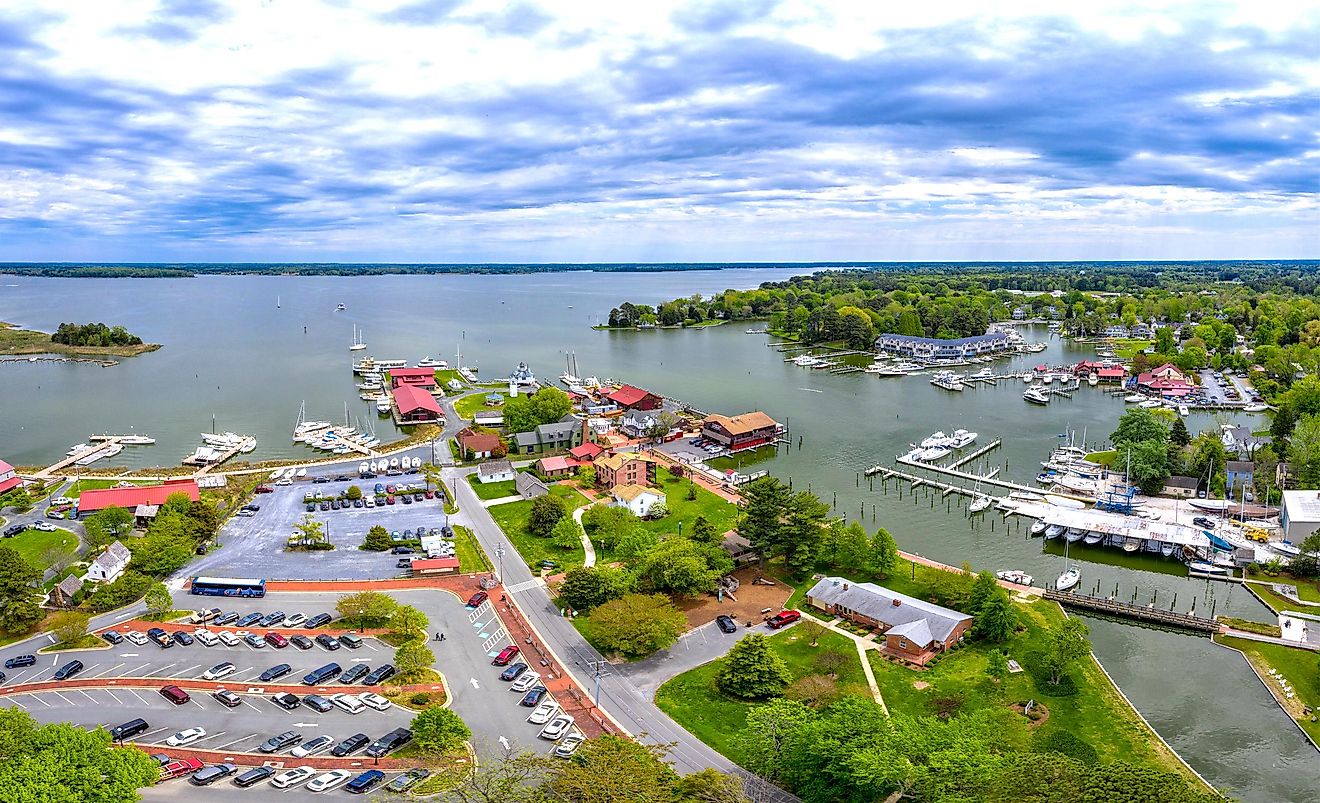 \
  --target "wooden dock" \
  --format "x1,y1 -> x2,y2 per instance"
948,439 -> 1001,469
869,457 -> 1094,504
1043,589 -> 1220,634
34,438 -> 128,479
